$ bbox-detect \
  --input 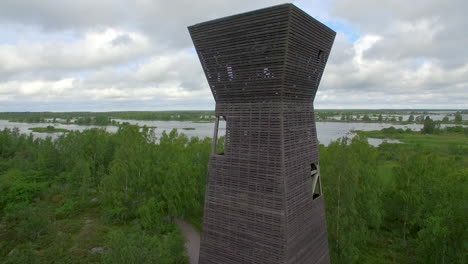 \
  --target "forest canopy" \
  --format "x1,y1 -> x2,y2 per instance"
0,125 -> 466,263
